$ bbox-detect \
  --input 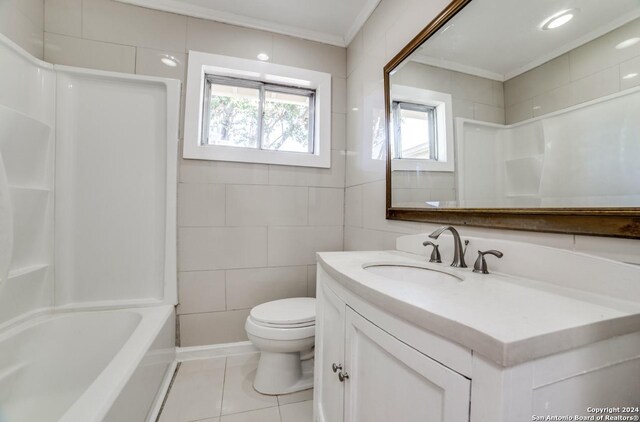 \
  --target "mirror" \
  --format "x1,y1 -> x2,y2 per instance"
384,0 -> 640,238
